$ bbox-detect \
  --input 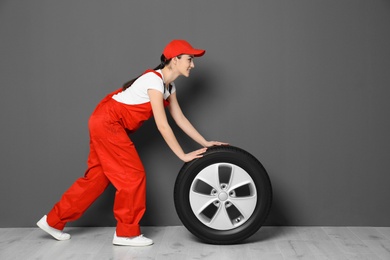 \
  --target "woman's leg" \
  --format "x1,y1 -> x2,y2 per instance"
46,142 -> 111,230
91,134 -> 146,237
